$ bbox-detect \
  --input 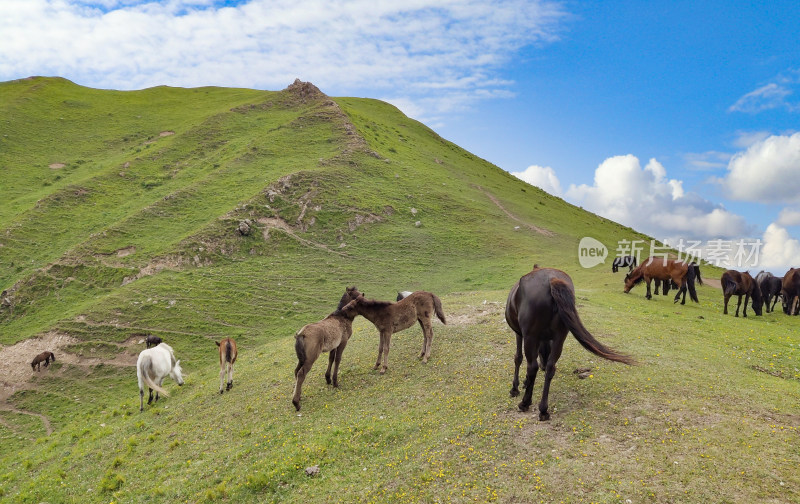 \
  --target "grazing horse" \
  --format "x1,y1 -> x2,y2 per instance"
721,270 -> 763,317
756,271 -> 783,313
215,338 -> 238,394
612,255 -> 637,273
396,291 -> 413,301
781,268 -> 800,315
30,351 -> 55,371
145,335 -> 162,348
292,290 -> 361,411
137,343 -> 184,411
345,291 -> 446,374
506,266 -> 633,420
623,257 -> 698,304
